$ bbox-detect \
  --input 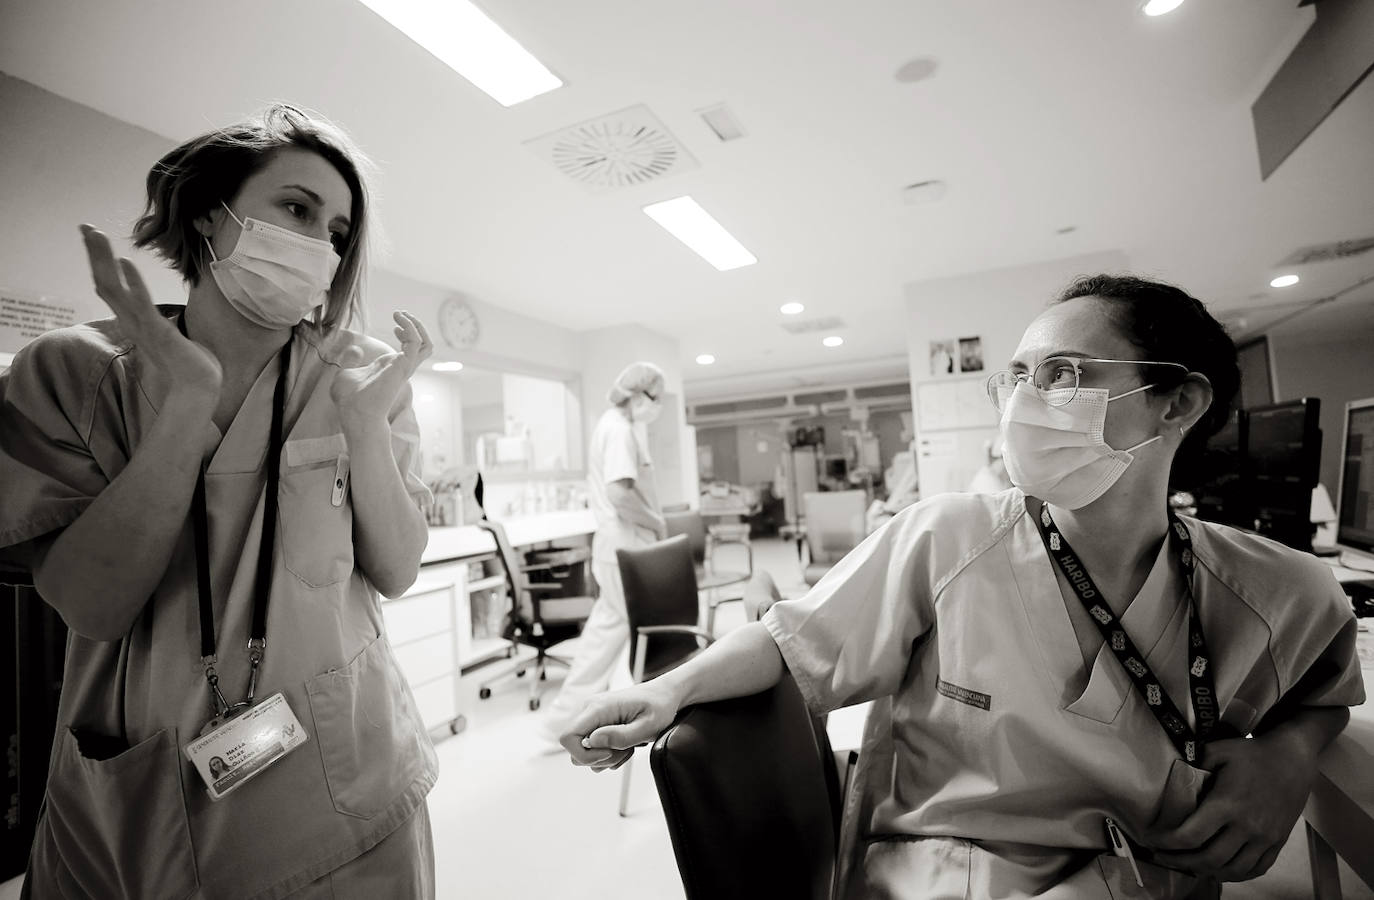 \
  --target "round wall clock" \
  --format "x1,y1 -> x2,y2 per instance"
437,297 -> 480,348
